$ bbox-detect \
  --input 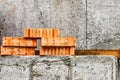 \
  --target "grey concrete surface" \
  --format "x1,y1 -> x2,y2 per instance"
0,56 -> 118,80
50,0 -> 86,49
0,0 -> 86,49
87,0 -> 120,49
0,0 -> 120,80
